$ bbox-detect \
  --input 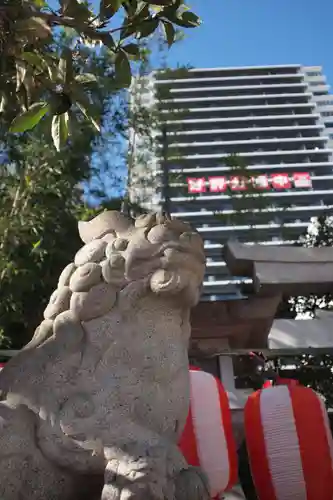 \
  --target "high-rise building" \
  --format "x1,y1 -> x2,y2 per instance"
129,65 -> 333,301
